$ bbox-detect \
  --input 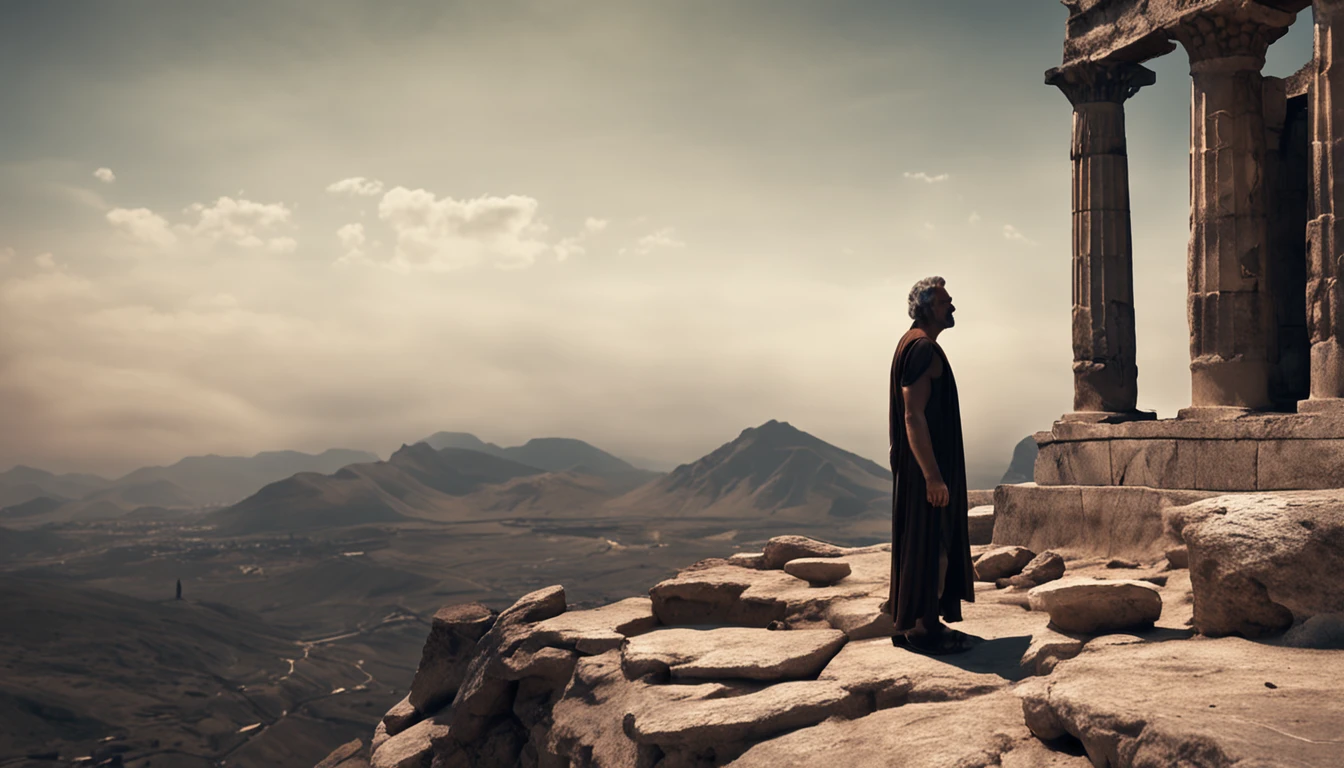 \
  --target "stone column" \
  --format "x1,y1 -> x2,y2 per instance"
1046,62 -> 1156,418
1172,2 -> 1295,415
1303,0 -> 1344,412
